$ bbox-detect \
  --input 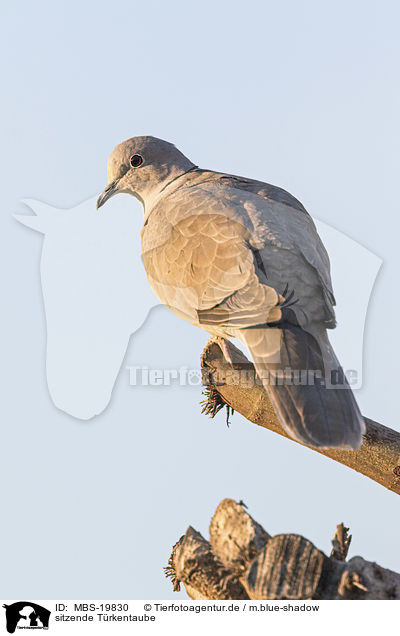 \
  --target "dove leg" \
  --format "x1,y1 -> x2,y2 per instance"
206,336 -> 235,368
